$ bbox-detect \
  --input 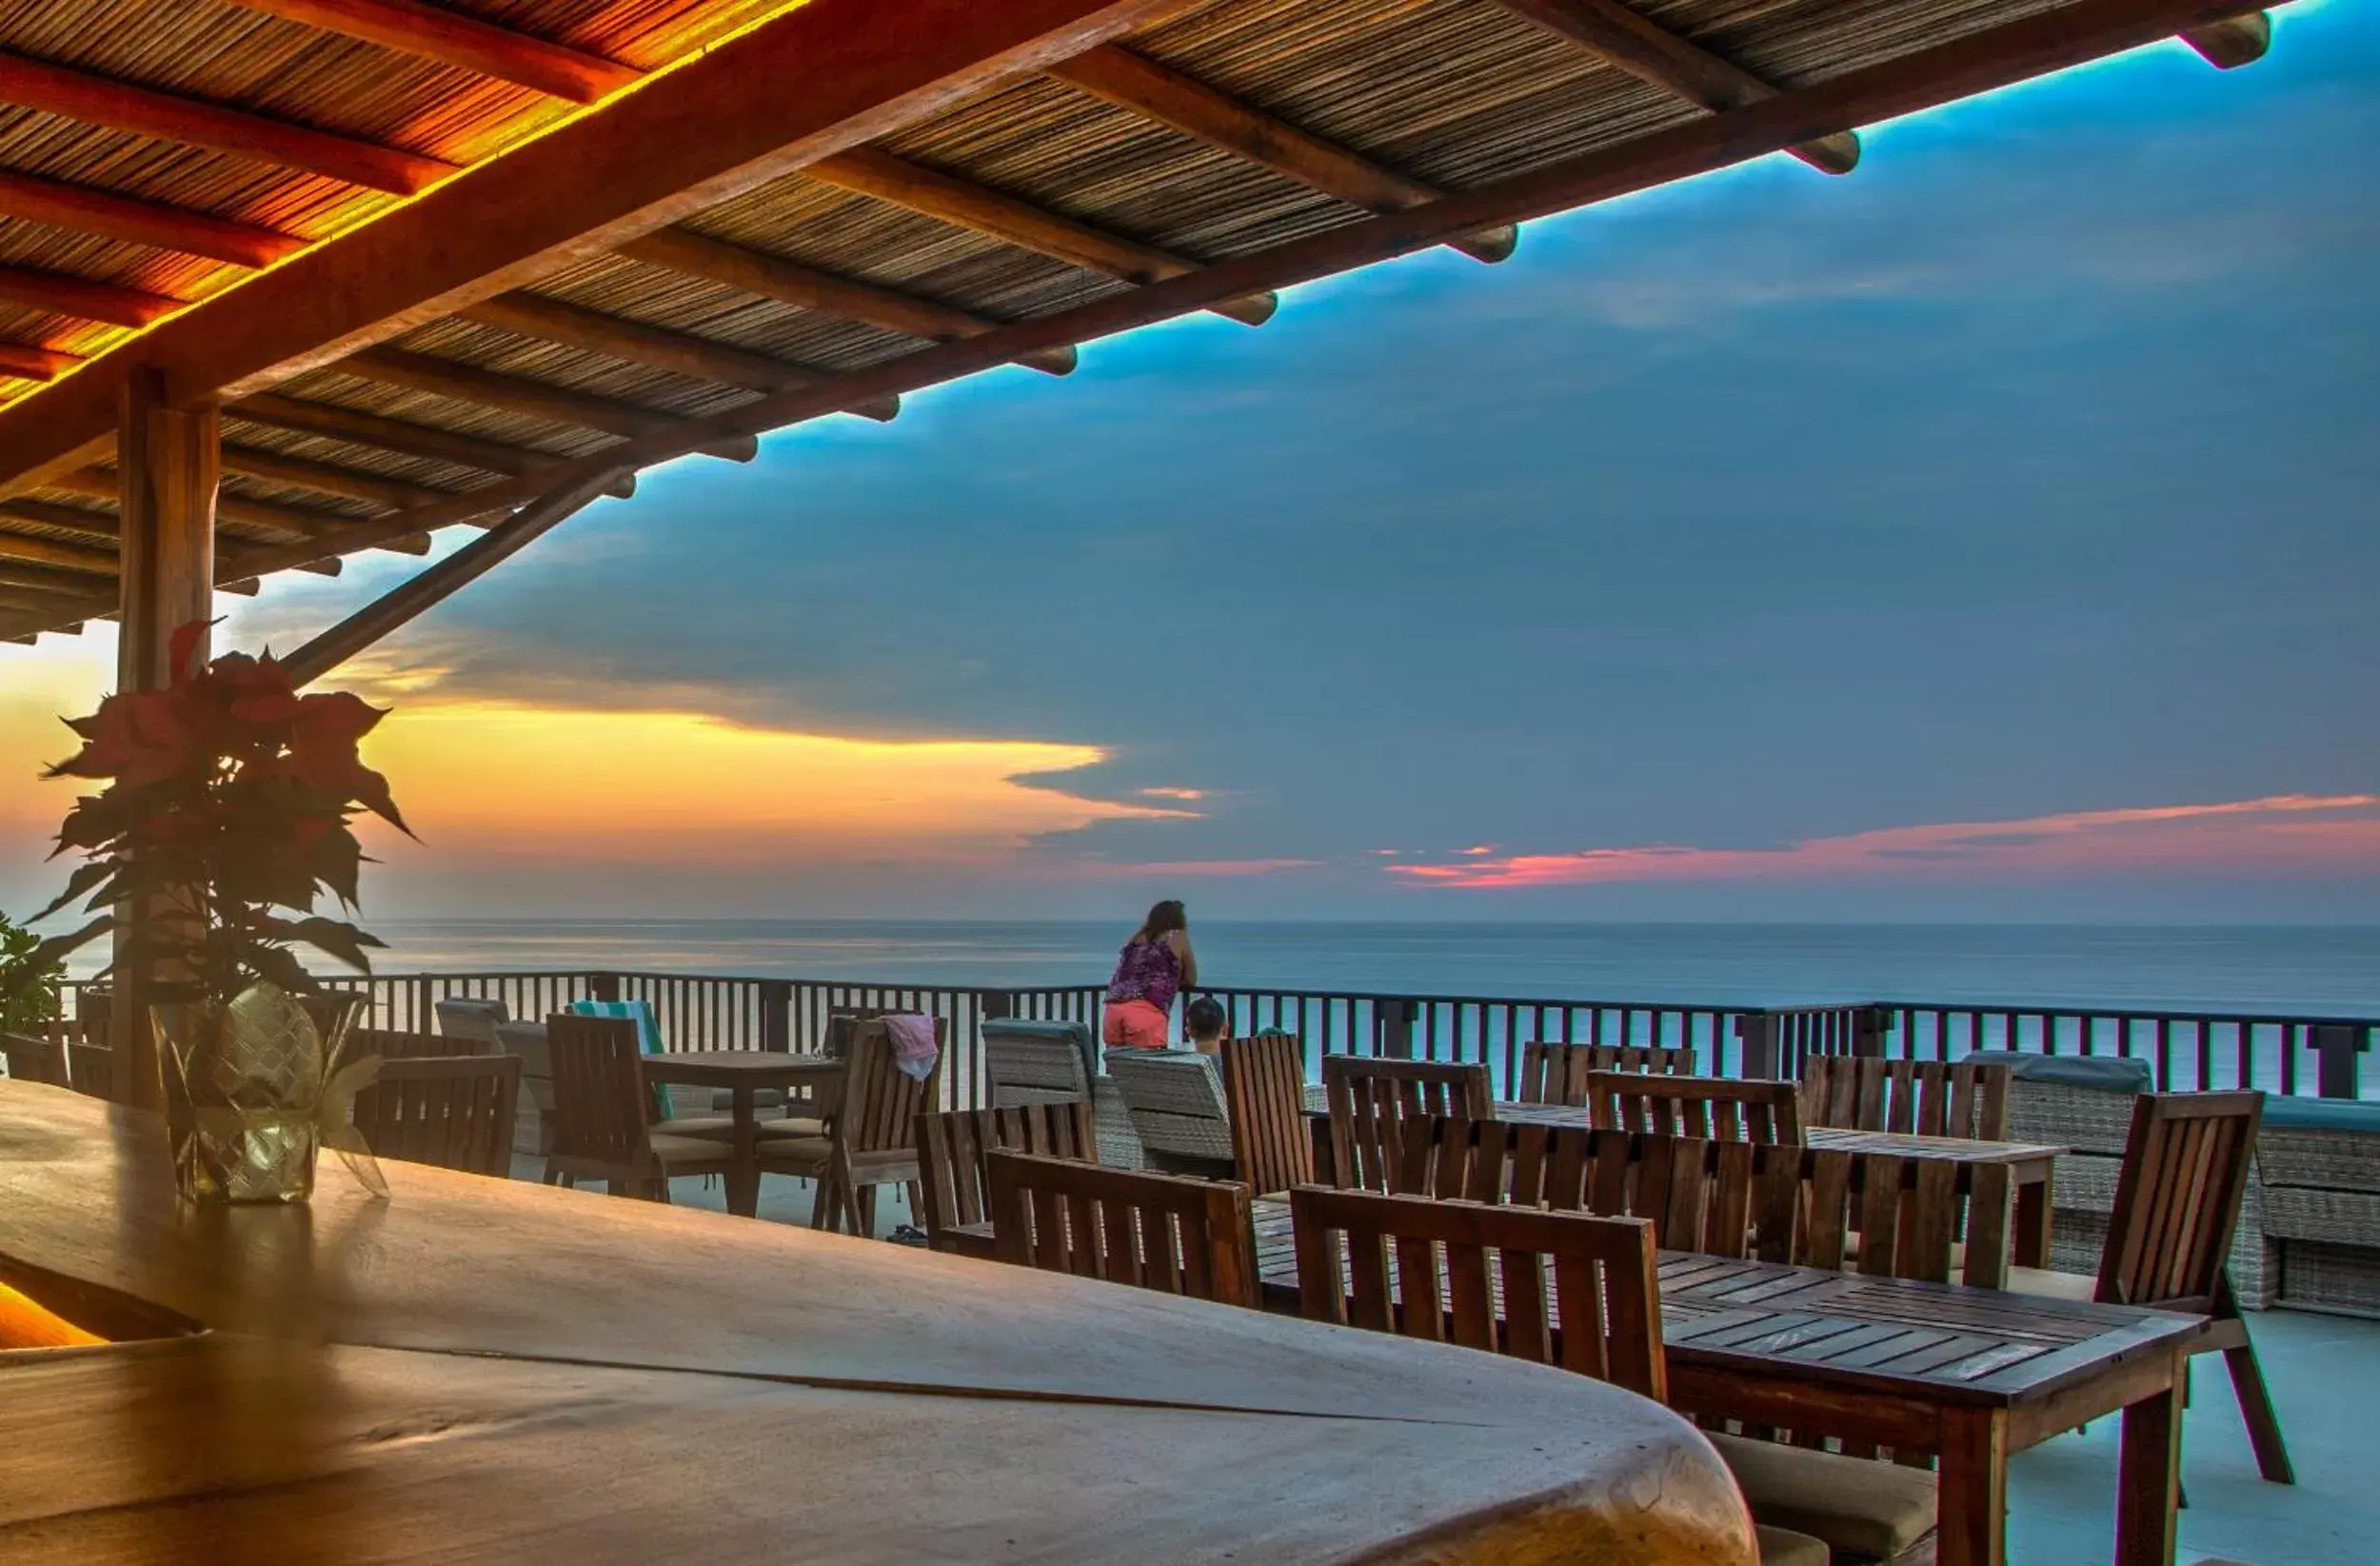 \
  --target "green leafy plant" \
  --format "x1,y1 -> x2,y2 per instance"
32,622 -> 411,1003
0,911 -> 62,1036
